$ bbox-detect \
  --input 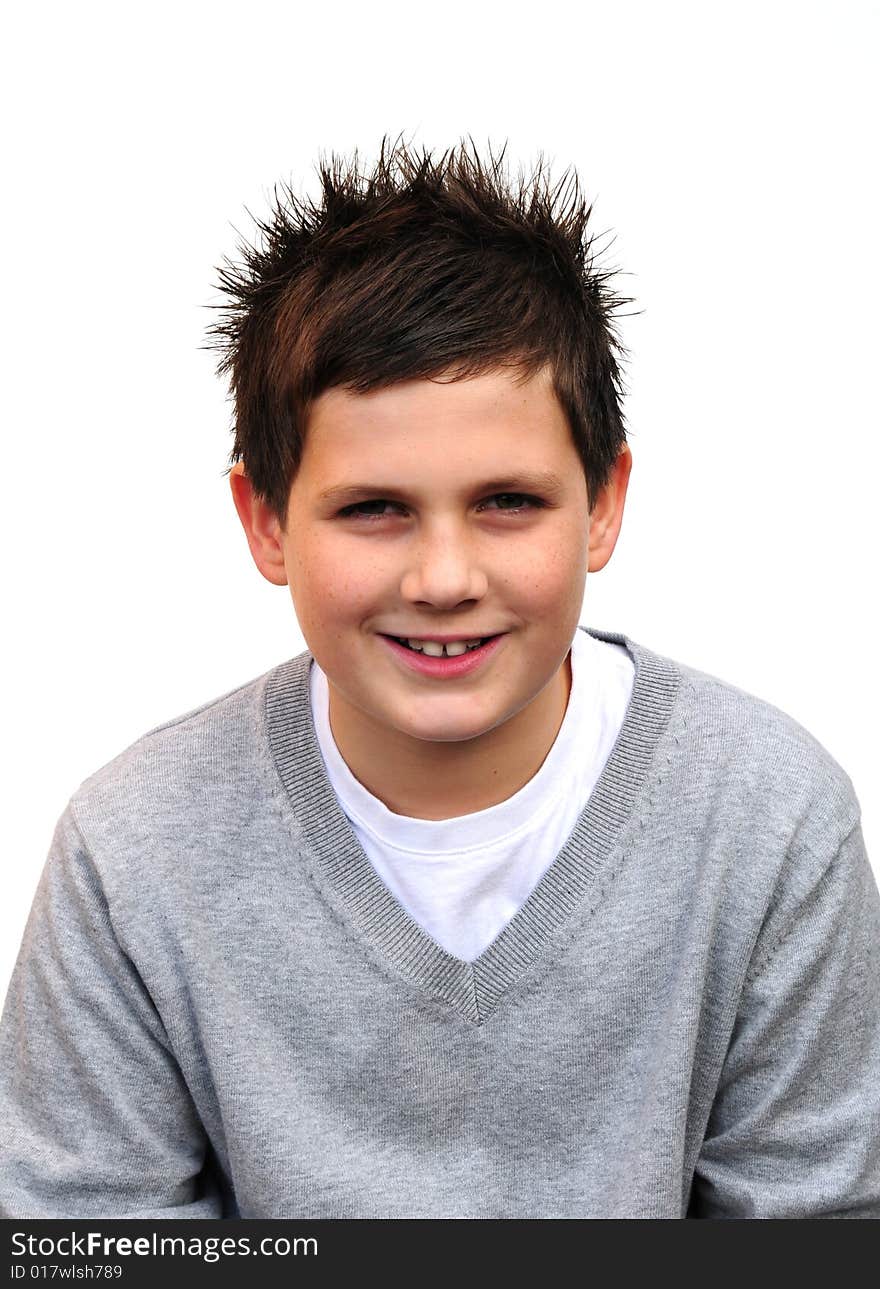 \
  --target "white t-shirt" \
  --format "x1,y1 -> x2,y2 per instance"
309,625 -> 635,962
